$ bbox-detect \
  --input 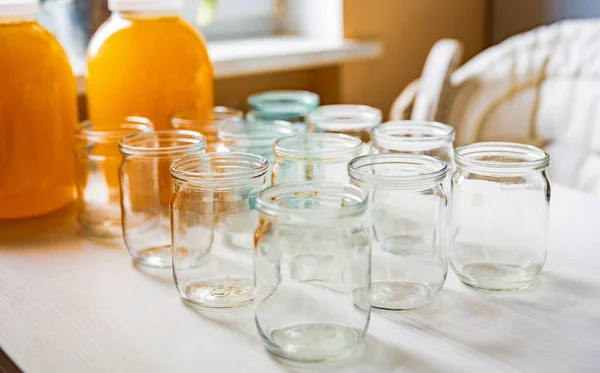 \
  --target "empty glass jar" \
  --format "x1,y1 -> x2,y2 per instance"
370,120 -> 456,169
247,90 -> 320,132
171,152 -> 268,309
307,104 -> 382,144
217,119 -> 295,185
254,182 -> 371,363
349,154 -> 449,310
119,130 -> 206,268
450,142 -> 551,291
75,117 -> 152,237
272,133 -> 362,185
171,106 -> 243,152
